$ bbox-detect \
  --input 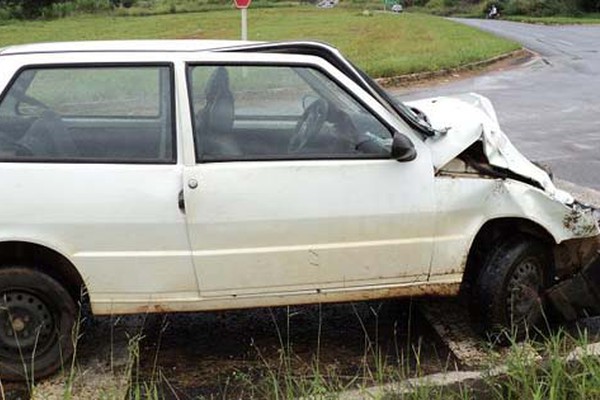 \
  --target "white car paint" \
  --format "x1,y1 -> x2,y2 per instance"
184,158 -> 435,297
0,40 -> 595,316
